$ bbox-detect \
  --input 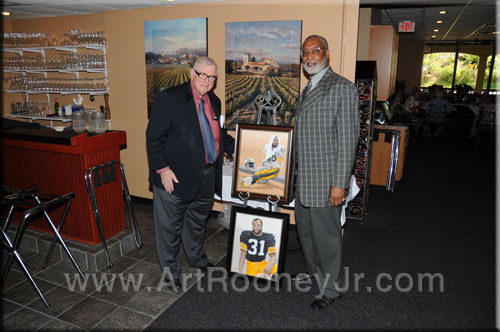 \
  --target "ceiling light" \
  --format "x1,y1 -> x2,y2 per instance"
1,11 -> 11,16
436,20 -> 443,24
432,35 -> 437,38
434,29 -> 439,32
439,11 -> 447,14
165,0 -> 175,2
